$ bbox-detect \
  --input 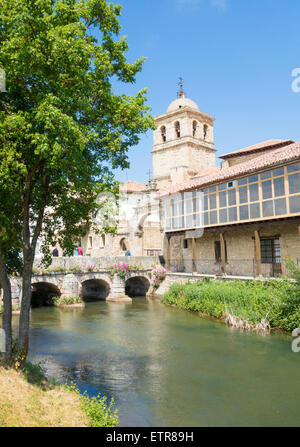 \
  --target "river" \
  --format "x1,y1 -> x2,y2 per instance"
13,298 -> 300,426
